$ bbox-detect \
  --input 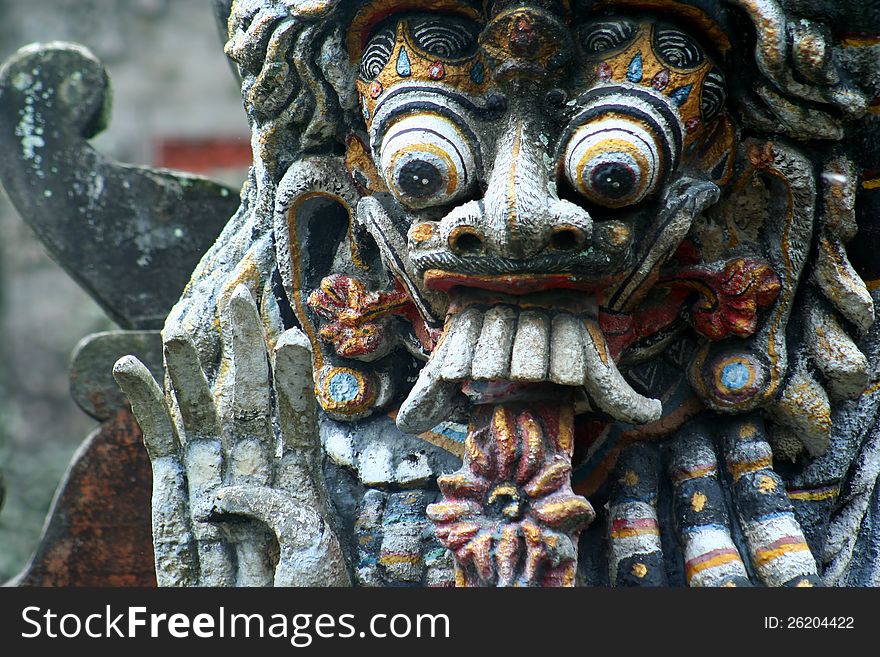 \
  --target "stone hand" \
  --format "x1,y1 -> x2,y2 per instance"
114,285 -> 349,586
